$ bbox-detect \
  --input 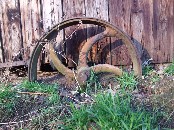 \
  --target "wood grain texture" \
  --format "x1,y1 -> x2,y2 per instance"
109,0 -> 132,65
130,0 -> 145,65
0,2 -> 4,63
85,0 -> 110,64
152,0 -> 174,63
130,0 -> 174,63
19,0 -> 42,66
41,0 -> 63,31
109,0 -> 174,65
1,0 -> 23,63
41,0 -> 63,63
63,0 -> 85,19
63,0 -> 86,67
